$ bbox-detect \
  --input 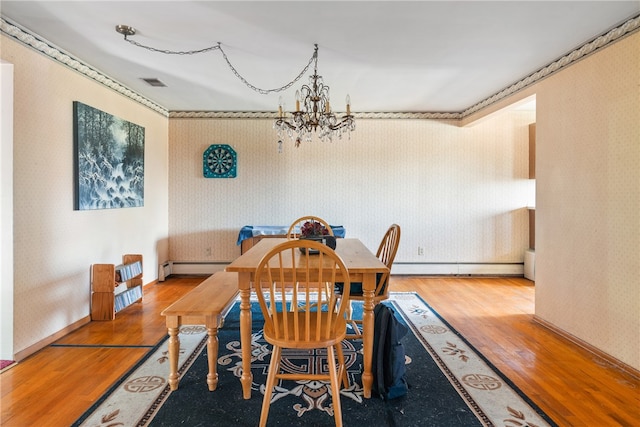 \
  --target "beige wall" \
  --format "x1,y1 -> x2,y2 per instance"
535,32 -> 639,369
168,113 -> 535,271
1,35 -> 169,357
